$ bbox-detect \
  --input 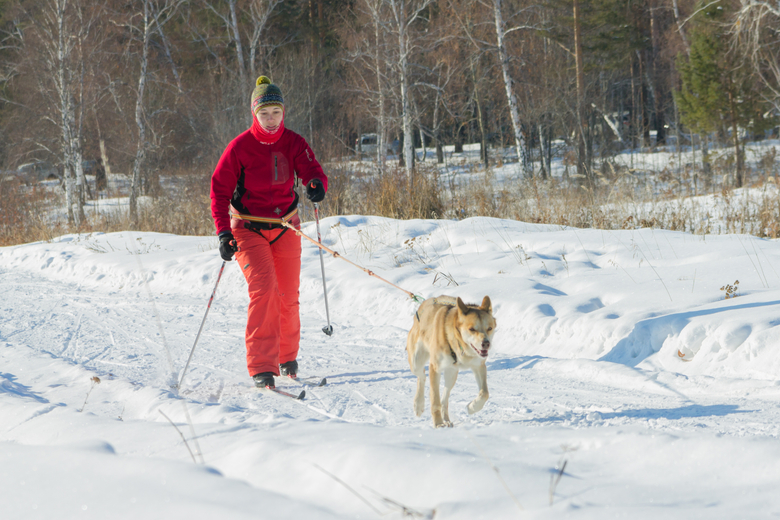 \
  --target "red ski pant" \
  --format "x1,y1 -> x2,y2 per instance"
233,223 -> 301,376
